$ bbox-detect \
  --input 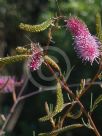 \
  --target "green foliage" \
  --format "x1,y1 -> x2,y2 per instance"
19,19 -> 53,32
0,55 -> 30,65
61,0 -> 99,14
38,124 -> 83,136
90,93 -> 93,112
96,13 -> 102,43
39,81 -> 64,122
91,95 -> 102,112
